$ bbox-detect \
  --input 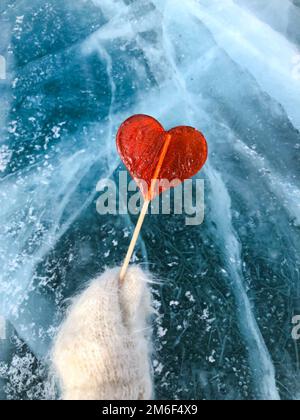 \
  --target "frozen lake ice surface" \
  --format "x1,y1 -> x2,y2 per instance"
0,0 -> 300,400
